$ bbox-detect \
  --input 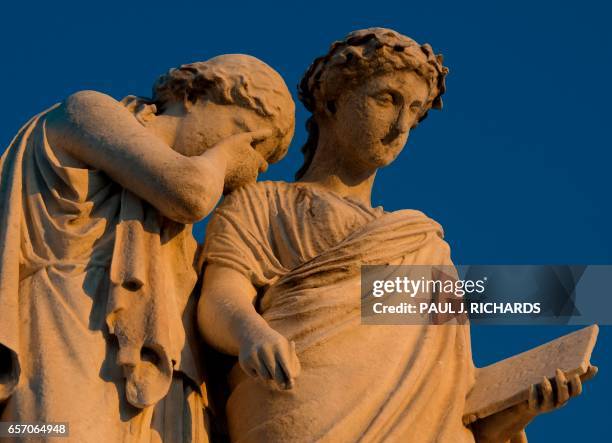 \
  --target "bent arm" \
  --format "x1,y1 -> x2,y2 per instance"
45,90 -> 225,223
197,264 -> 270,355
